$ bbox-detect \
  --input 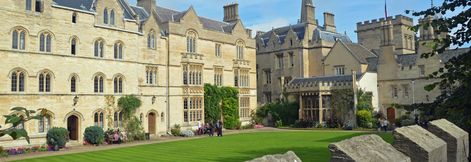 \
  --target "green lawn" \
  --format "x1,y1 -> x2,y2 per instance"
16,131 -> 392,162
